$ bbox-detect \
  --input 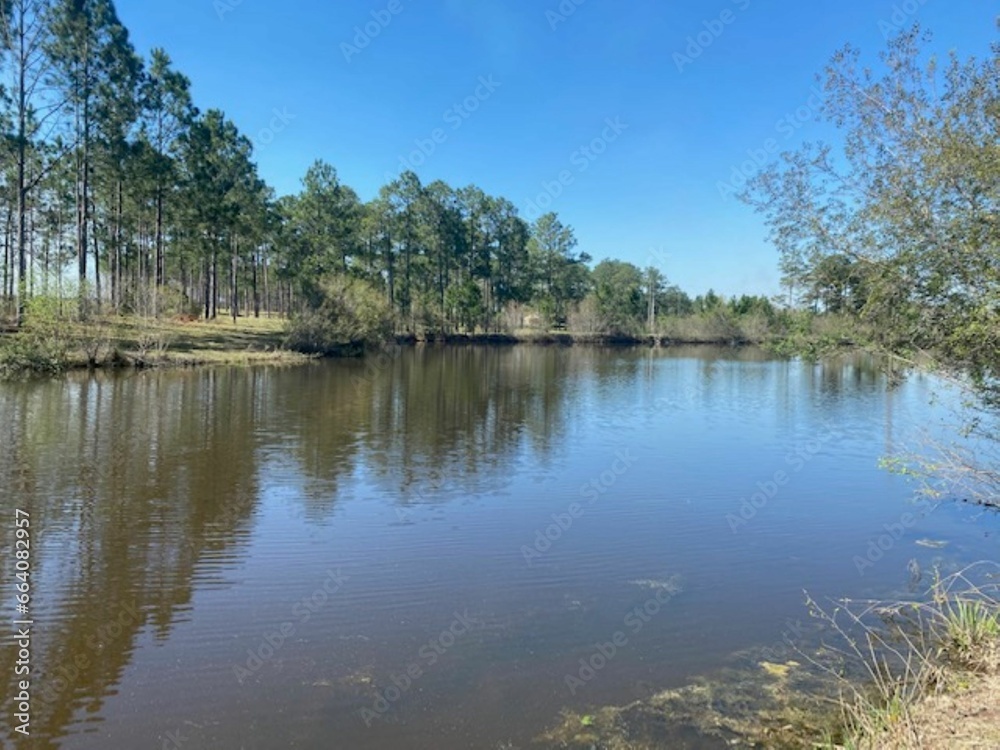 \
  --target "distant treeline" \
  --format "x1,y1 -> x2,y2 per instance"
0,0 -> 827,353
3,4 -> 993,380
